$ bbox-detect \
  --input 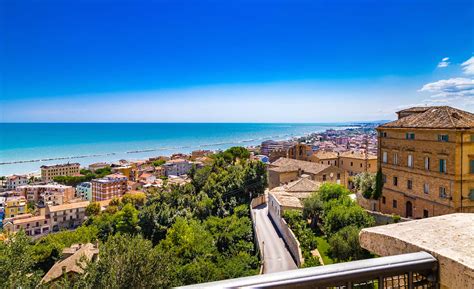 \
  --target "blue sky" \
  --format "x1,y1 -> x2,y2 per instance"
1,0 -> 473,122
